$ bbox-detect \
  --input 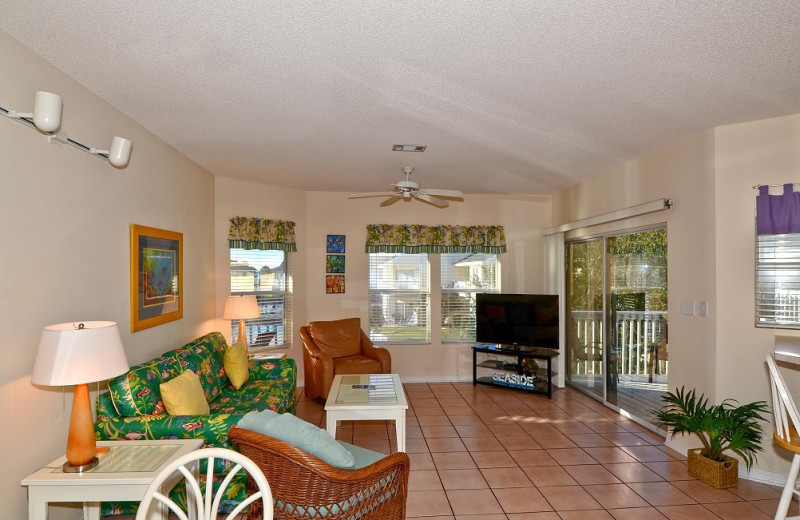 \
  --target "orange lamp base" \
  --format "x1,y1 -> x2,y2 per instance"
63,383 -> 99,473
238,319 -> 248,348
